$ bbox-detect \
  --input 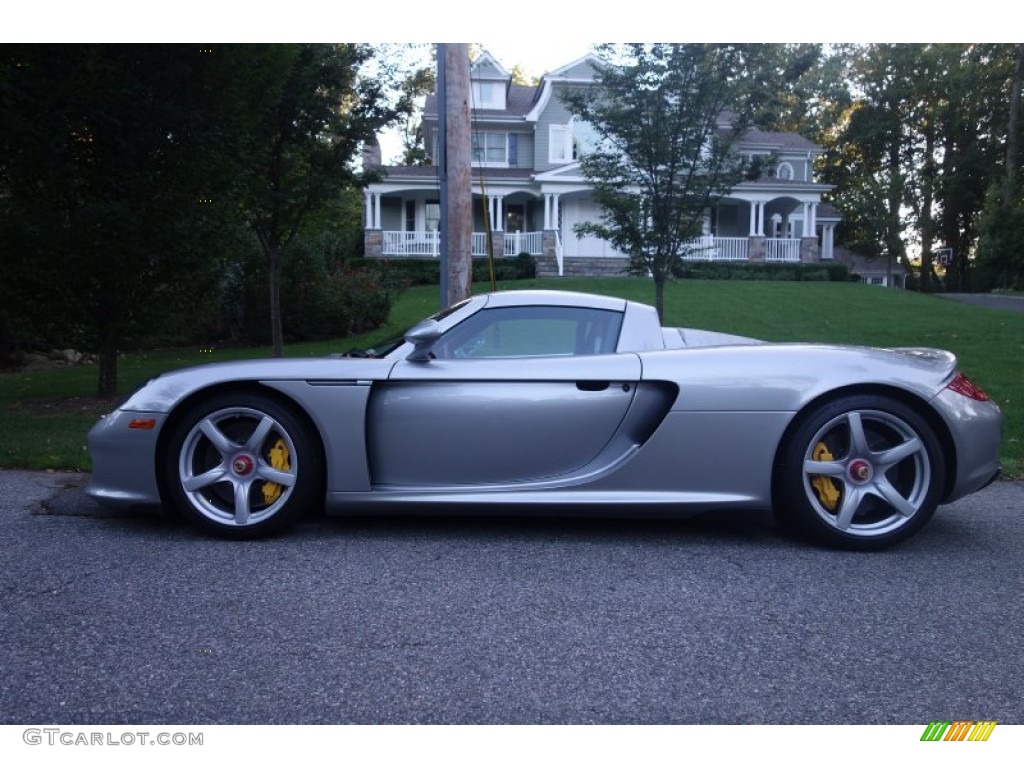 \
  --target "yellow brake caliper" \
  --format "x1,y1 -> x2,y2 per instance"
262,438 -> 290,504
811,442 -> 841,512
